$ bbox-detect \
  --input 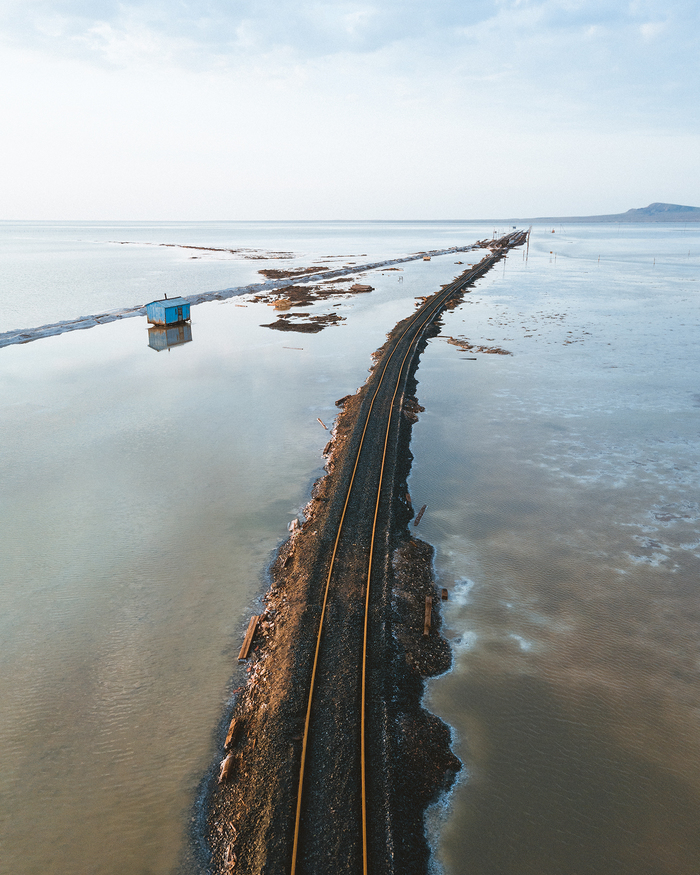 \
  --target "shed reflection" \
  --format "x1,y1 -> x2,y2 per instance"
148,323 -> 193,352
